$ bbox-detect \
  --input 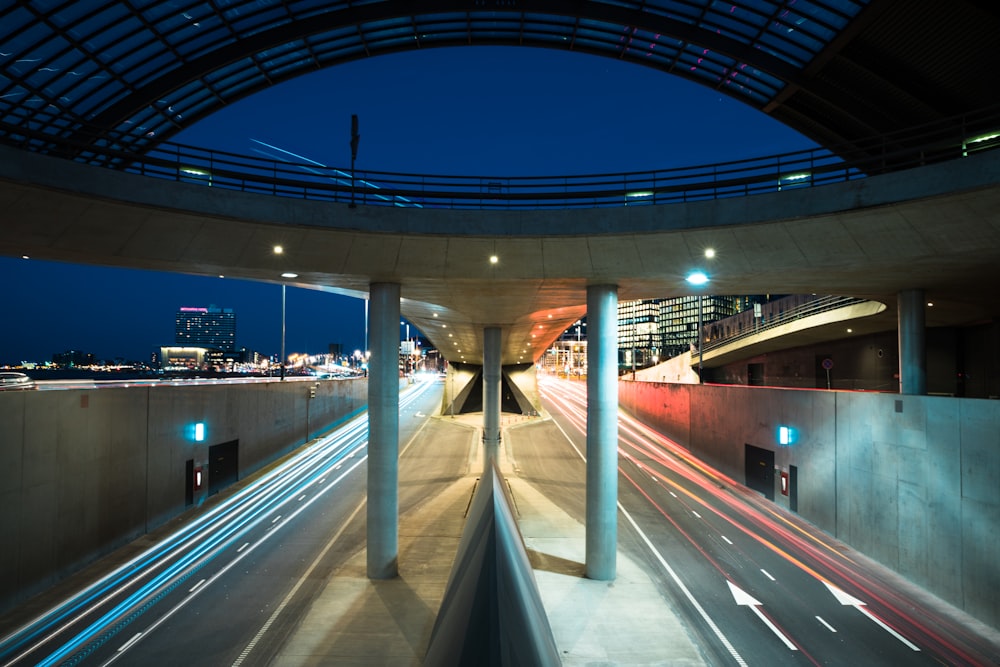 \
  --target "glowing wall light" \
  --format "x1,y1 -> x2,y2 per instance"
777,425 -> 797,446
193,422 -> 206,442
